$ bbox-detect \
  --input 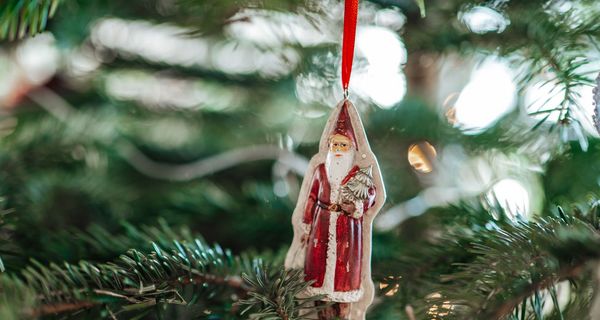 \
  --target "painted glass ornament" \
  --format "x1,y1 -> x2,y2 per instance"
285,100 -> 386,319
